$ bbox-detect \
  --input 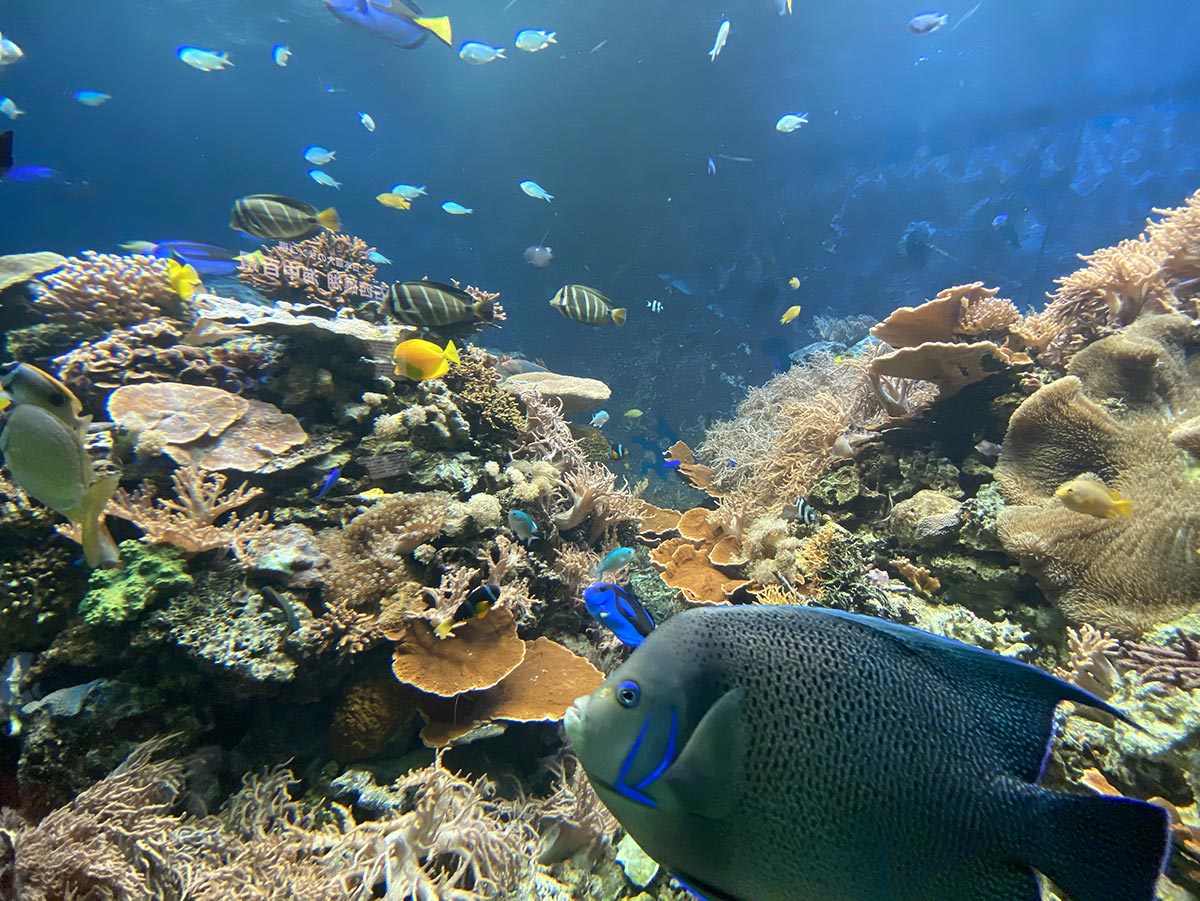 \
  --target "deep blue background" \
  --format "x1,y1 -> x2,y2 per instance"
3,0 -> 1200,462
